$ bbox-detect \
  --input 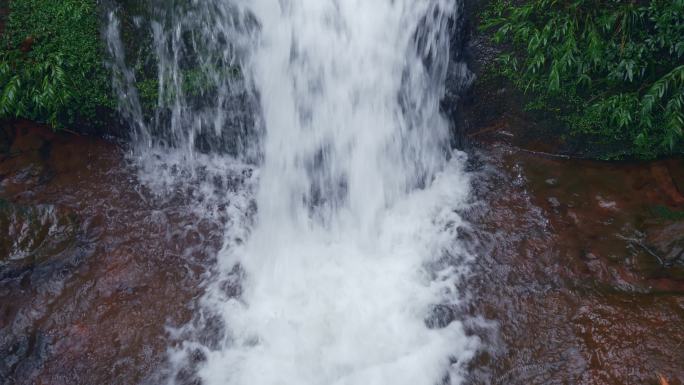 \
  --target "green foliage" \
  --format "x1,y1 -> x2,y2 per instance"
0,0 -> 112,129
136,66 -> 241,111
482,0 -> 684,159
